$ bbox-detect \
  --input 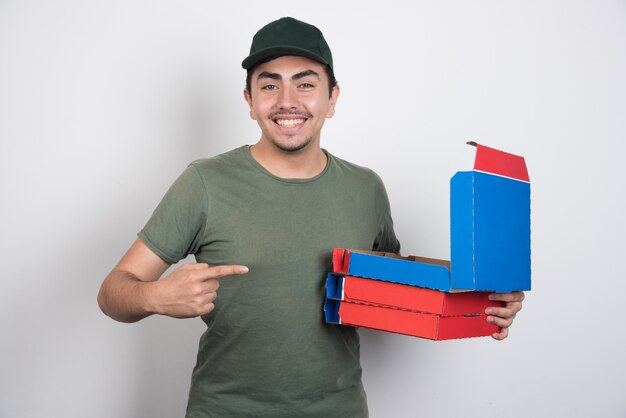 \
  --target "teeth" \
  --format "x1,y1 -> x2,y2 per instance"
276,119 -> 305,127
